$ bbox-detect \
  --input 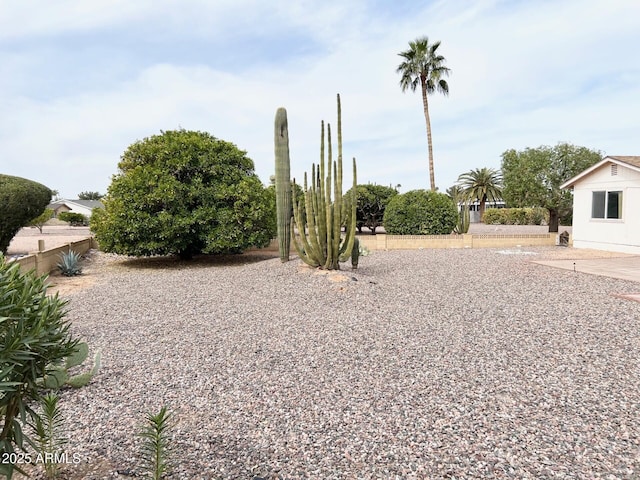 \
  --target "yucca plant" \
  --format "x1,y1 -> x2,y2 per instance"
32,393 -> 67,479
57,250 -> 82,276
139,406 -> 174,480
